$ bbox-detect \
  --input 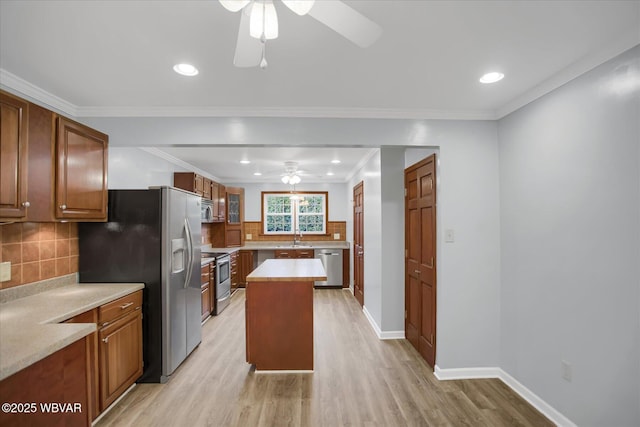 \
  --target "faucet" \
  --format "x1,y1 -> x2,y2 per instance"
293,228 -> 303,246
